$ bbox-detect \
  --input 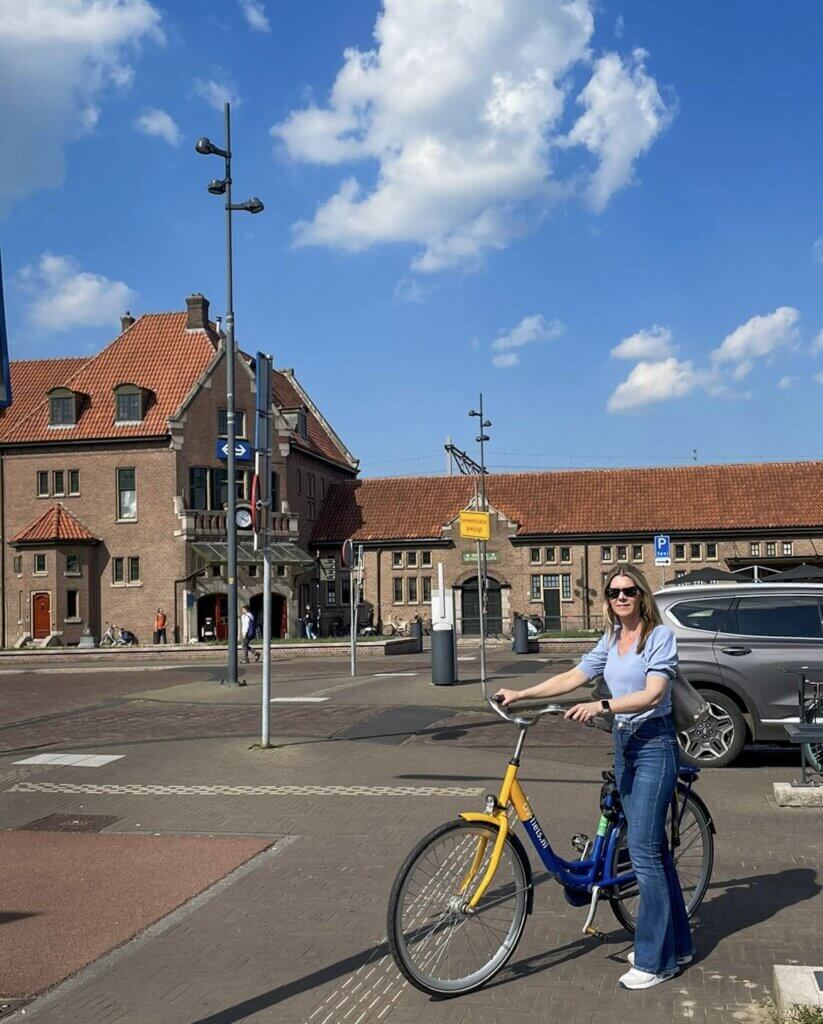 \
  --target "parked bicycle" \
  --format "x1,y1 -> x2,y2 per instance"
99,623 -> 138,647
387,696 -> 715,996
